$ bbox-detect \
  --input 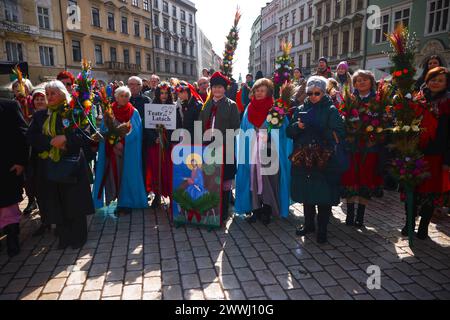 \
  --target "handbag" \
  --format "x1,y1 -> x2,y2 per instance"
46,153 -> 81,184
